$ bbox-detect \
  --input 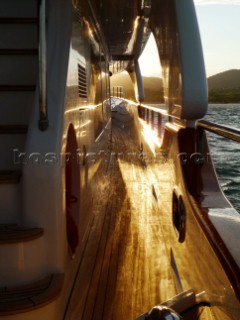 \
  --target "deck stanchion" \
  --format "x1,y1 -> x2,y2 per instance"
146,108 -> 149,124
151,110 -> 154,129
158,113 -> 162,136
